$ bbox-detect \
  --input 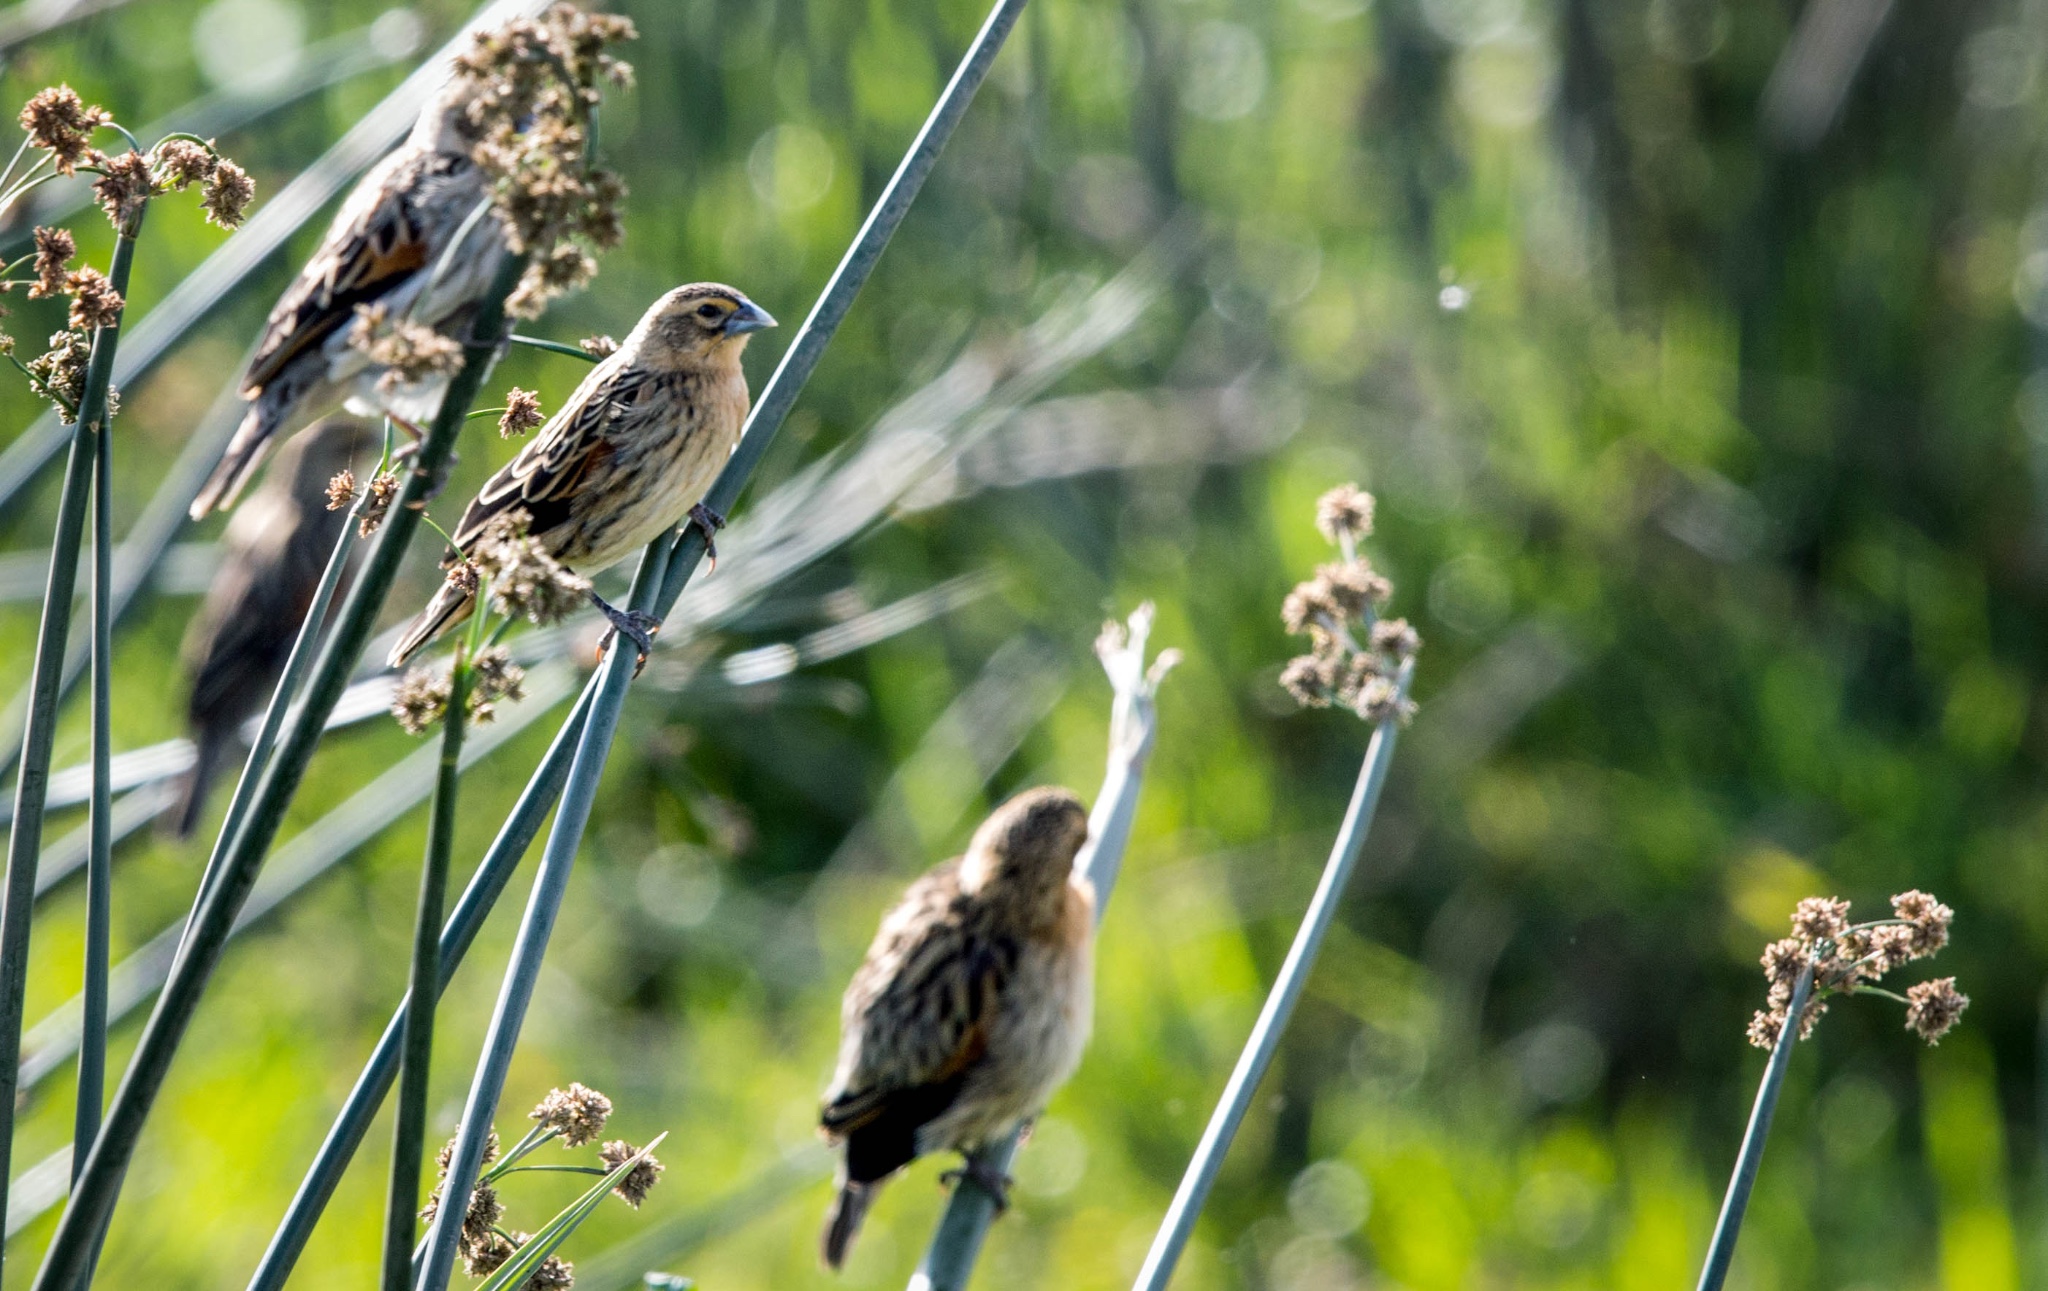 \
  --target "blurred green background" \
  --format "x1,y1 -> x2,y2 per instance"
0,0 -> 2034,1285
